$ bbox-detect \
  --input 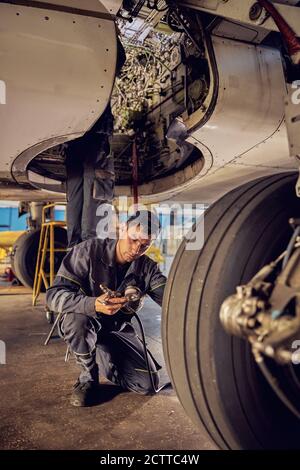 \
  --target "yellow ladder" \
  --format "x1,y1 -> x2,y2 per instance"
32,203 -> 67,306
